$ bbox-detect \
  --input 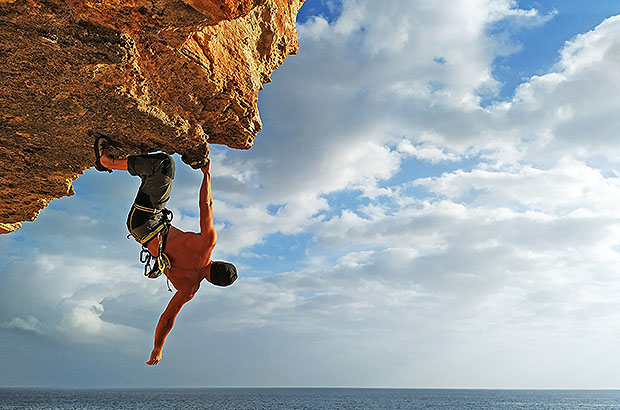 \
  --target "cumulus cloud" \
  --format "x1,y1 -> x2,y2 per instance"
0,316 -> 43,334
490,15 -> 620,161
0,177 -> 164,358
